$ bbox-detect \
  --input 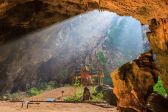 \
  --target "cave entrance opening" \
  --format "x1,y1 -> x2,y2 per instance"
0,10 -> 152,94
68,10 -> 151,86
